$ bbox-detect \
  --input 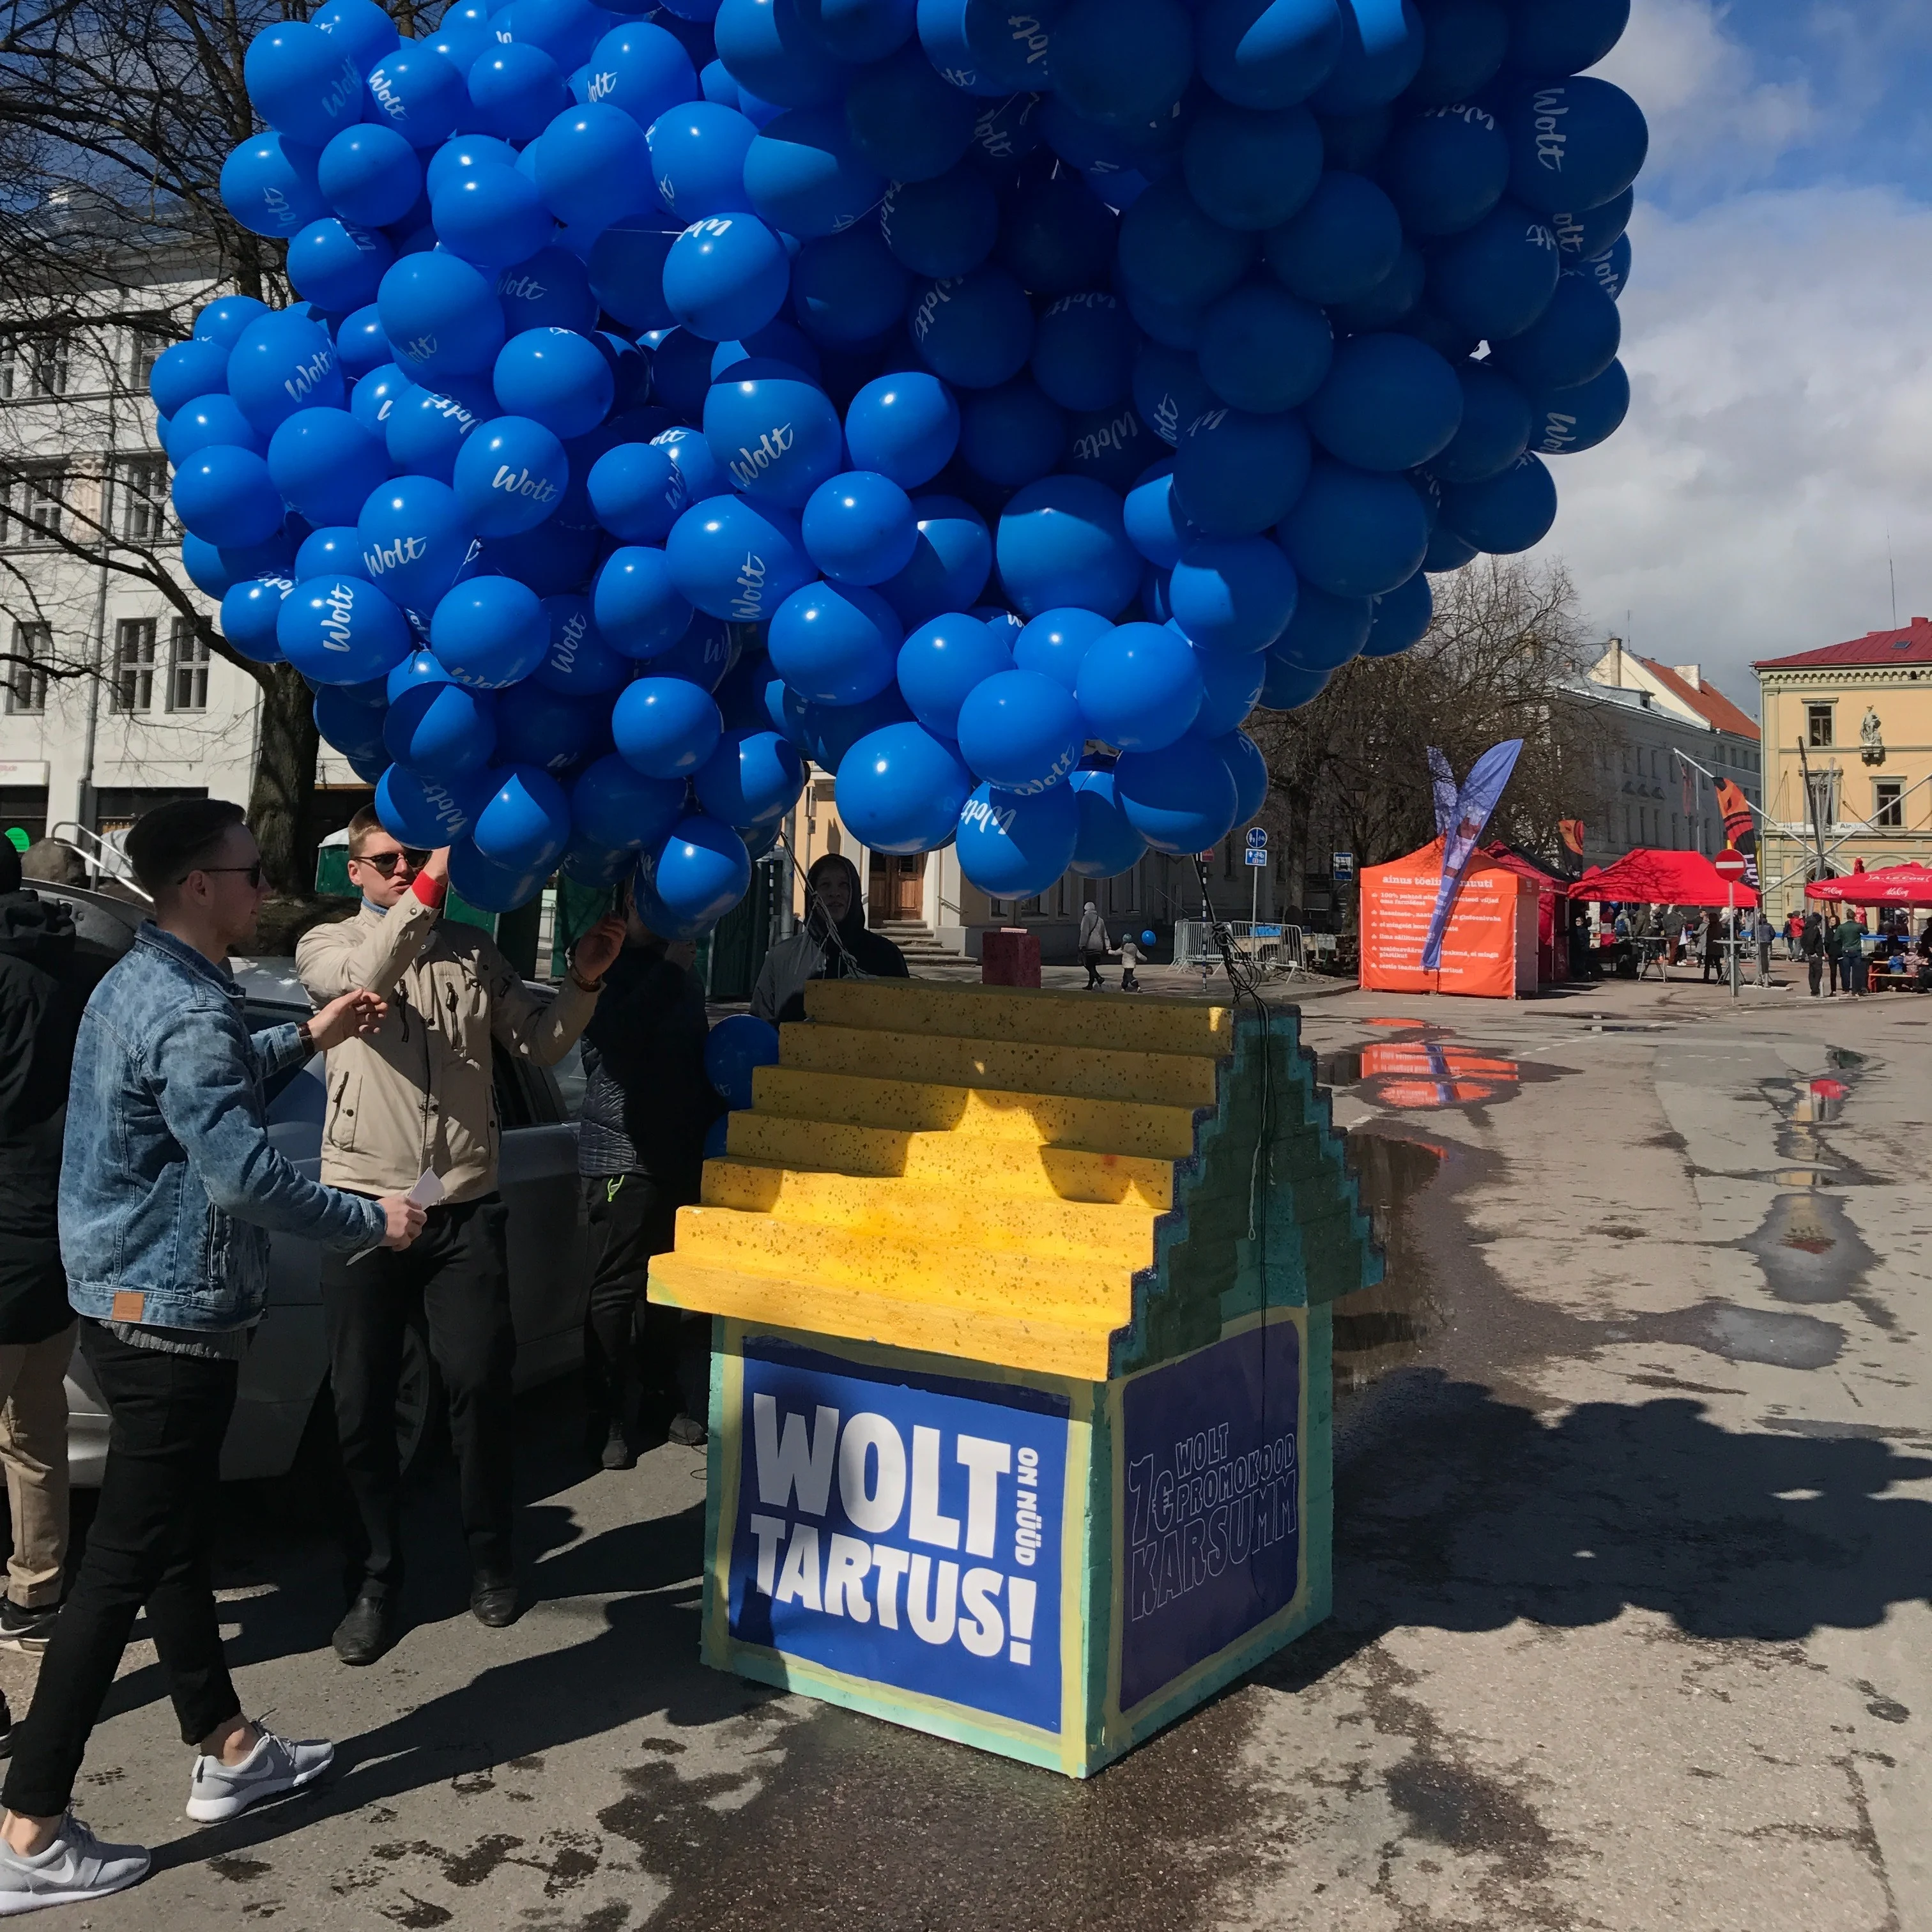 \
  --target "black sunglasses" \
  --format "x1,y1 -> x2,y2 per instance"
353,848 -> 429,877
181,862 -> 265,888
